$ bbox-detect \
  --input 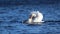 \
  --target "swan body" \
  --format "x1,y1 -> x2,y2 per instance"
25,11 -> 44,24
